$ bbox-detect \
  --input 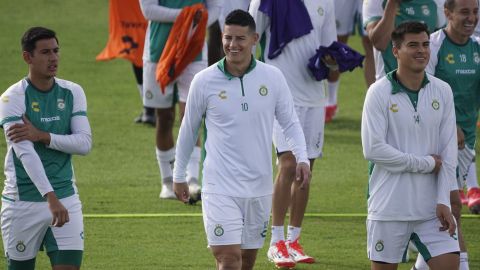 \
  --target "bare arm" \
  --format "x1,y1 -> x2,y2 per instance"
366,0 -> 400,52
